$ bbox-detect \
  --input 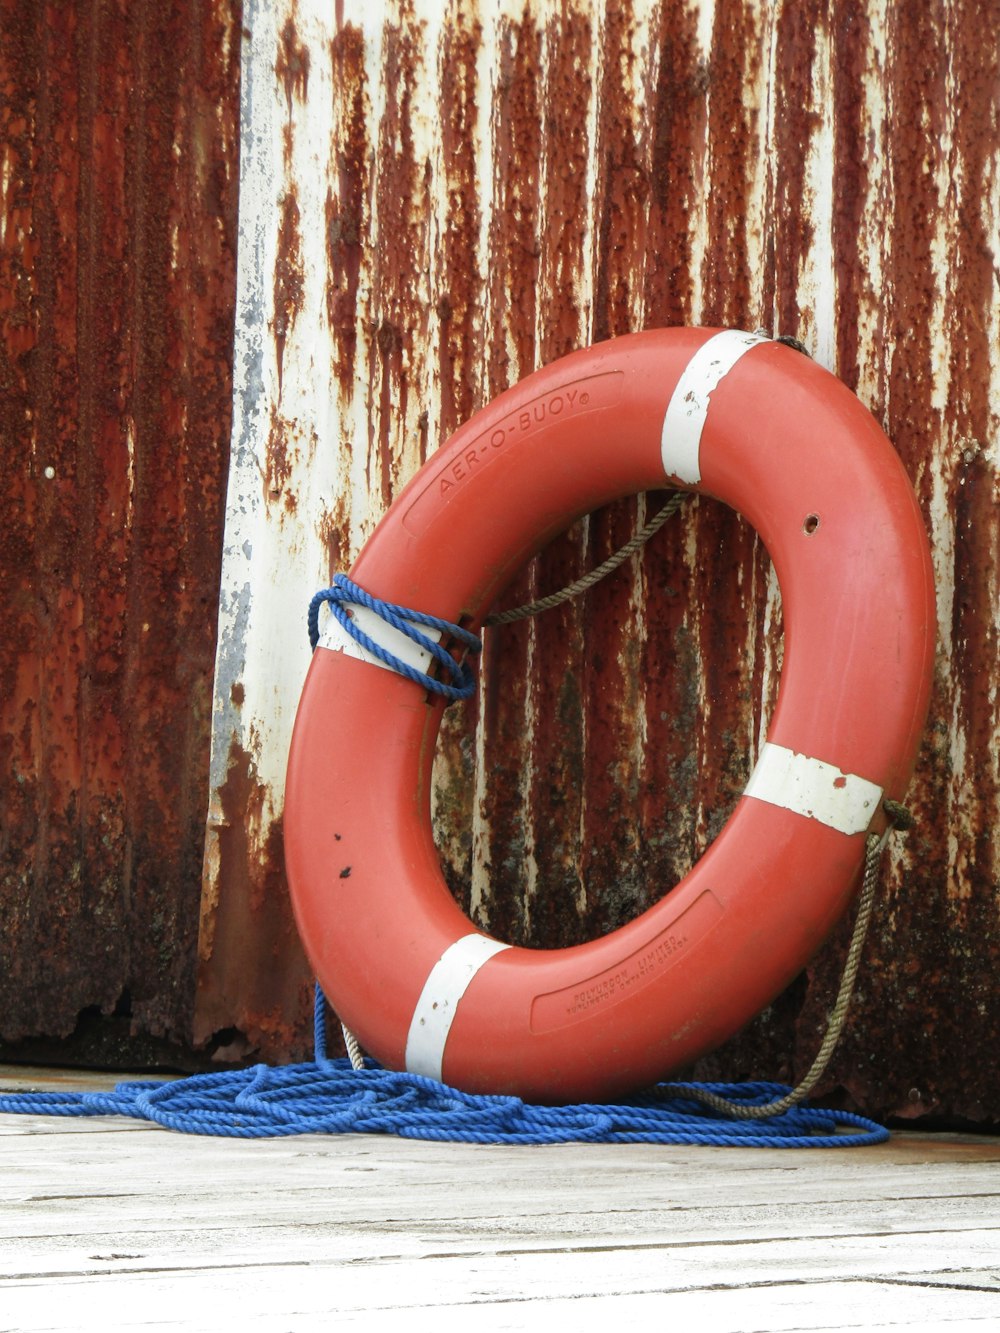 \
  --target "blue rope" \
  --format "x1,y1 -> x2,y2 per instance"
308,574 -> 482,701
0,1062 -> 887,1146
313,980 -> 330,1062
0,987 -> 888,1147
